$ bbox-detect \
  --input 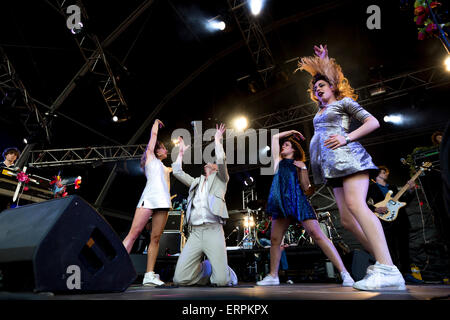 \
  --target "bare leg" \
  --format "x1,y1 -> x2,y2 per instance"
269,218 -> 290,277
333,187 -> 374,256
123,207 -> 153,253
302,219 -> 347,273
342,173 -> 393,265
146,210 -> 169,272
